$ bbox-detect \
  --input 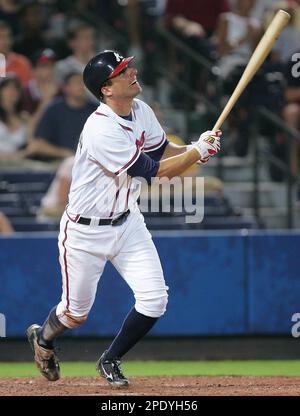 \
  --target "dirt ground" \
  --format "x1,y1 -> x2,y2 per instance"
1,376 -> 300,396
